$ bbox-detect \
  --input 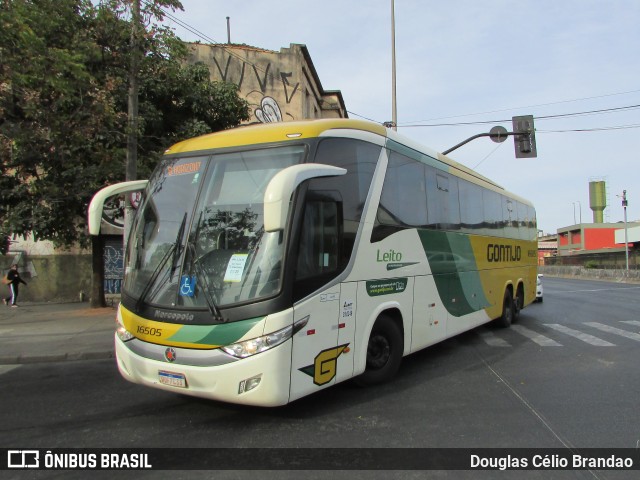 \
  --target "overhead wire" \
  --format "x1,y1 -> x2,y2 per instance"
400,89 -> 640,125
538,124 -> 640,133
398,104 -> 640,128
156,3 -> 640,135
